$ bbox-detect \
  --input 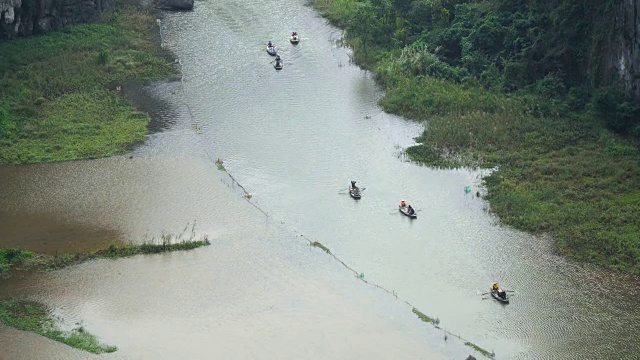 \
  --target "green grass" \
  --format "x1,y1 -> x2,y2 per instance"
412,308 -> 492,357
311,241 -> 331,254
46,236 -> 211,270
464,341 -> 493,358
0,5 -> 175,164
412,308 -> 437,325
0,300 -> 117,353
0,236 -> 210,275
403,99 -> 640,274
215,158 -> 226,171
0,248 -> 34,274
